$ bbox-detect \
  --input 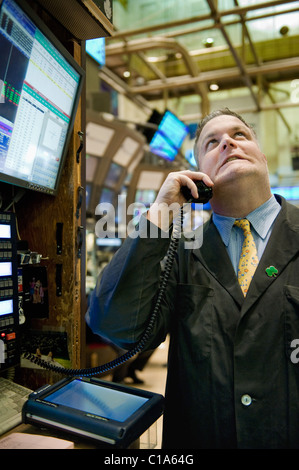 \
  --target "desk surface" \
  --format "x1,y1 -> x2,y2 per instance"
1,423 -> 140,449
1,423 -> 98,449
